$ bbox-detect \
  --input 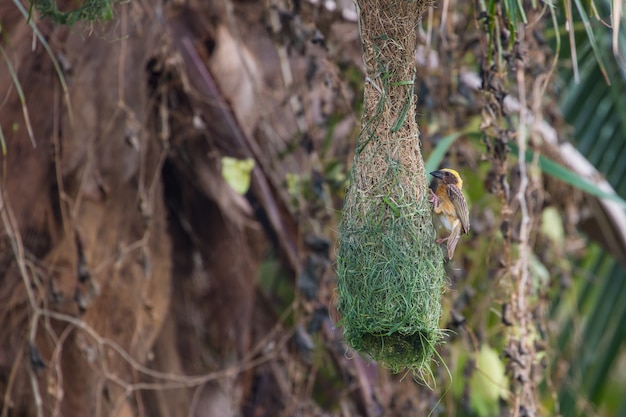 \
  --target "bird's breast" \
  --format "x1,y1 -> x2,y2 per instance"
437,210 -> 456,232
